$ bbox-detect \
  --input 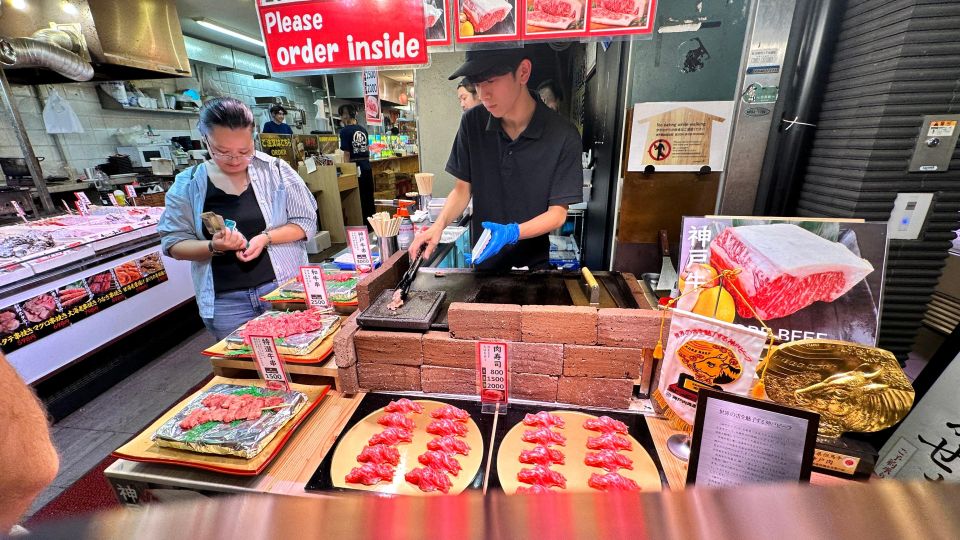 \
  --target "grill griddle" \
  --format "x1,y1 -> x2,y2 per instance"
357,289 -> 446,331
